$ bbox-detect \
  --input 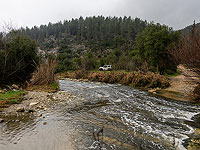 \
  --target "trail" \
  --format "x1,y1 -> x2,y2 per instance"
158,65 -> 199,101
